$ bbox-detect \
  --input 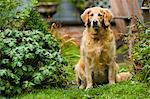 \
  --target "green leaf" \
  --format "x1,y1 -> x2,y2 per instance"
22,66 -> 27,71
